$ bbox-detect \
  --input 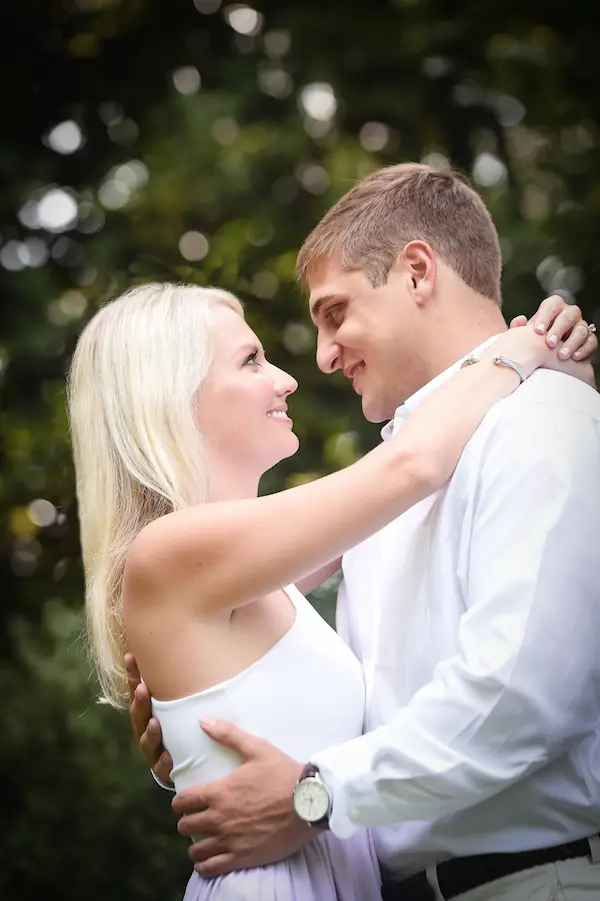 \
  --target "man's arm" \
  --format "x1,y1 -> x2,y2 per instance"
295,558 -> 341,596
312,398 -> 600,836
